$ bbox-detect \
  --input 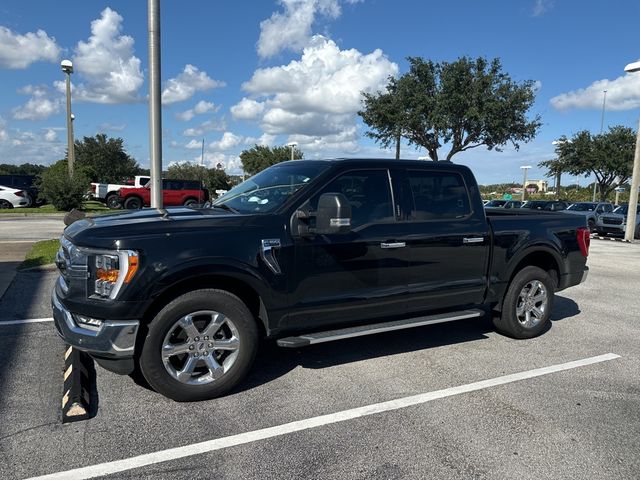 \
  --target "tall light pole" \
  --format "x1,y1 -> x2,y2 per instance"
624,61 -> 640,242
286,141 -> 298,161
520,165 -> 531,202
61,60 -> 75,177
148,0 -> 163,209
592,90 -> 608,202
